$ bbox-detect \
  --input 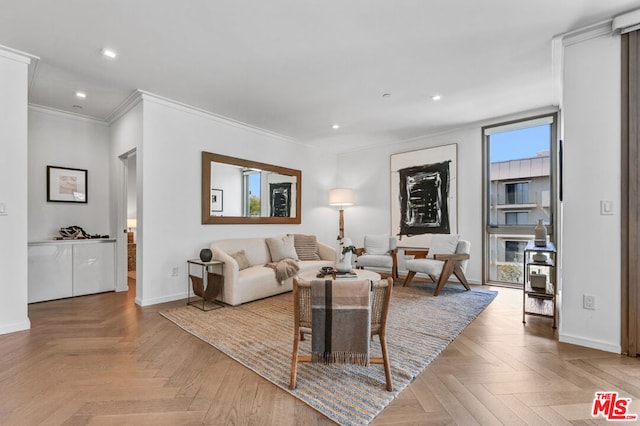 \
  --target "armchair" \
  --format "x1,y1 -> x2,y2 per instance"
403,235 -> 471,296
355,234 -> 398,278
